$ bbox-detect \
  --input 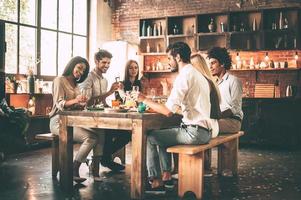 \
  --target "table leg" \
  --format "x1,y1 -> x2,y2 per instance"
131,119 -> 146,199
59,115 -> 73,193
